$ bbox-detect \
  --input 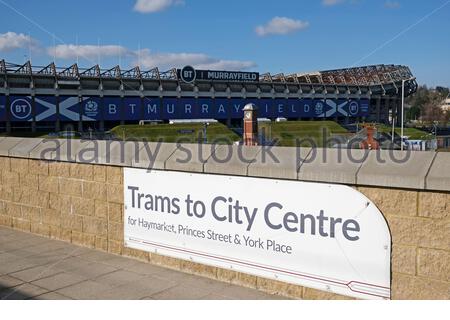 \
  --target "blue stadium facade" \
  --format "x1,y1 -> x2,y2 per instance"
0,60 -> 417,133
